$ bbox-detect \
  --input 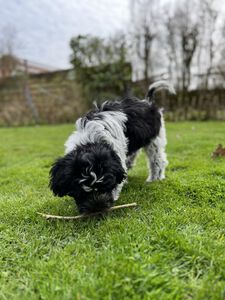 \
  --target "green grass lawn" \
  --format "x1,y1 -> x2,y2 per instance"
0,122 -> 225,300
